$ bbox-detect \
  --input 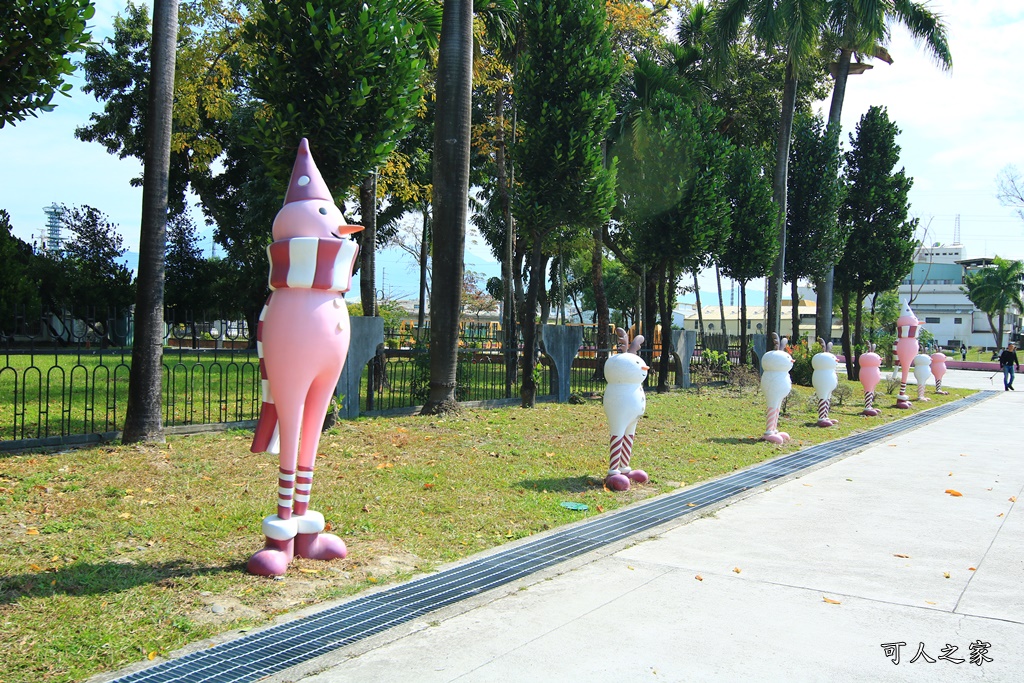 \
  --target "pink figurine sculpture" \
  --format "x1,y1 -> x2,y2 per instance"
811,338 -> 839,427
603,328 -> 650,492
859,344 -> 882,416
913,353 -> 932,401
894,300 -> 923,409
931,352 -> 949,394
761,333 -> 794,444
247,138 -> 363,576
